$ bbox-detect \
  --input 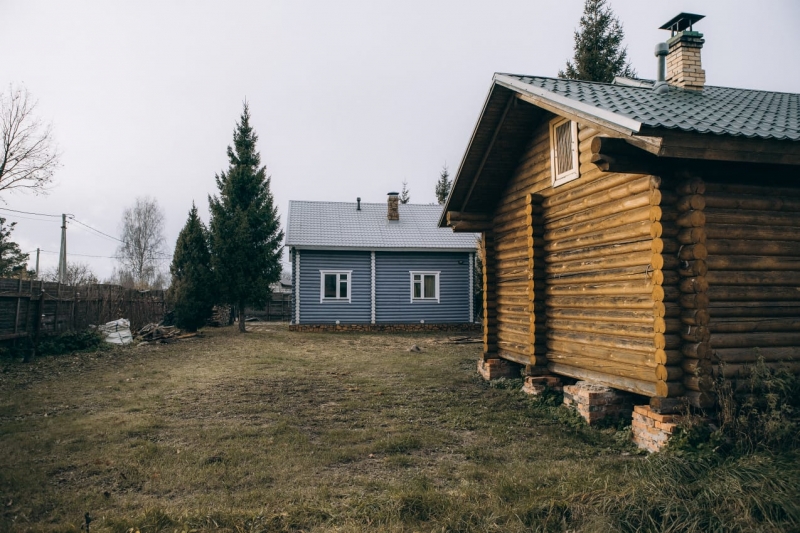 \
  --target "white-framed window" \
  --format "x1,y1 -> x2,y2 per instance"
549,117 -> 579,187
410,271 -> 440,302
320,270 -> 352,302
